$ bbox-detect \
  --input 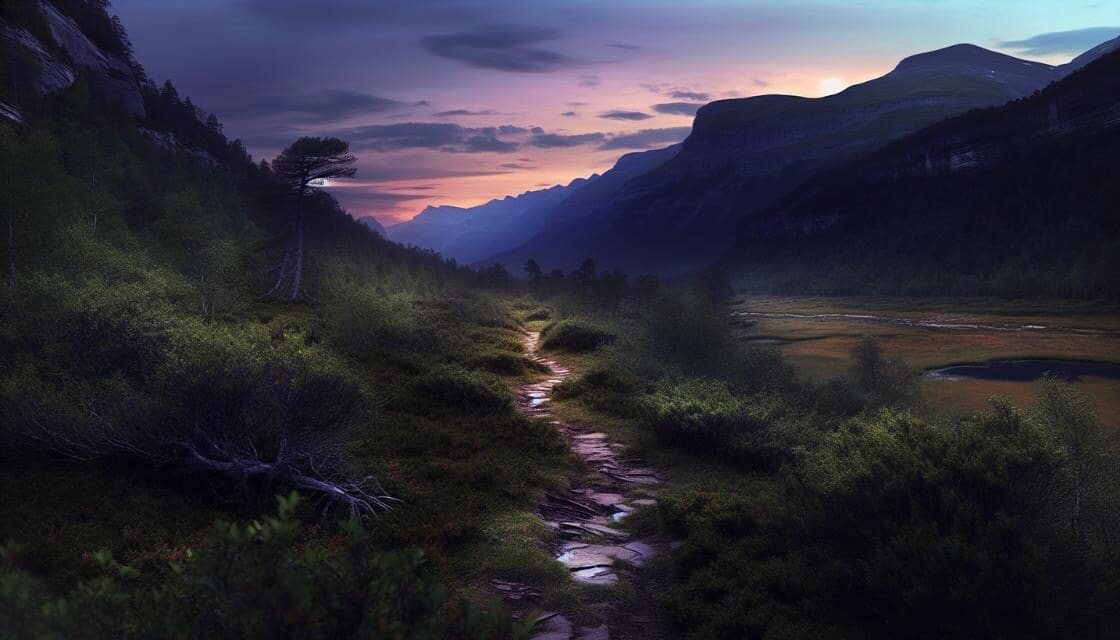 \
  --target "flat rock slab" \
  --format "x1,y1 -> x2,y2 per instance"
572,565 -> 618,586
558,543 -> 642,569
577,625 -> 610,640
532,613 -> 574,640
588,492 -> 625,507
